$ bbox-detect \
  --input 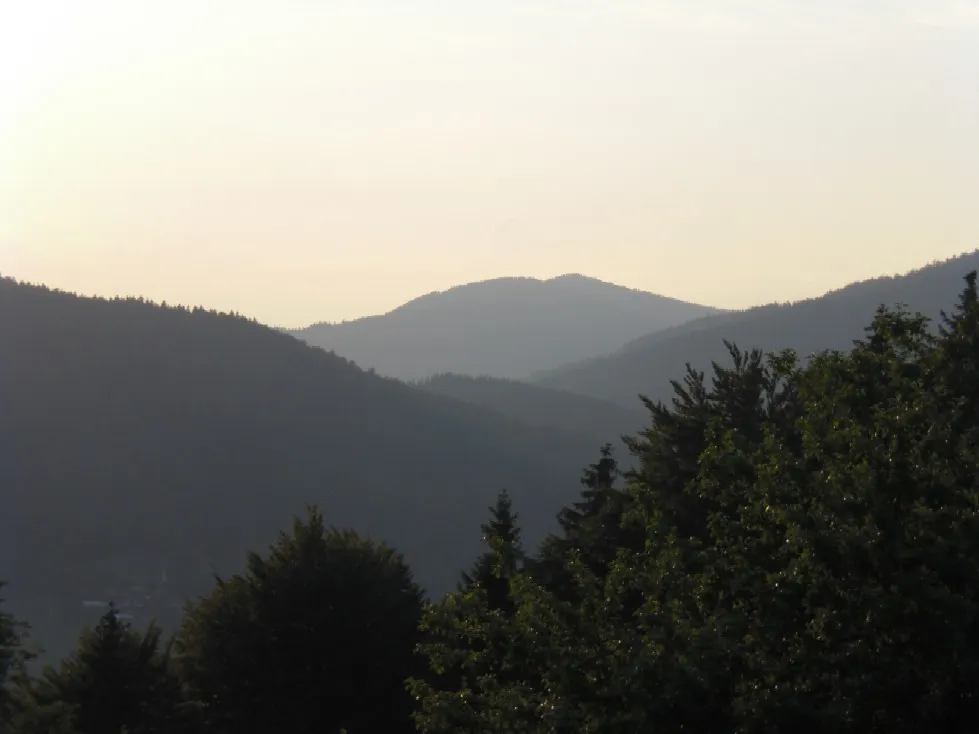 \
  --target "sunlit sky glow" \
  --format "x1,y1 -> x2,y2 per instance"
1,0 -> 977,327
